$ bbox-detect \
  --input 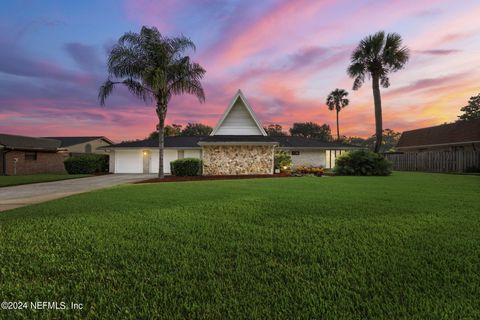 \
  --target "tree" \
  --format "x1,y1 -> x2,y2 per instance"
289,122 -> 332,141
458,93 -> 480,120
98,26 -> 206,178
263,124 -> 287,136
165,124 -> 183,136
326,88 -> 349,140
181,123 -> 212,136
347,31 -> 409,152
364,129 -> 401,152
